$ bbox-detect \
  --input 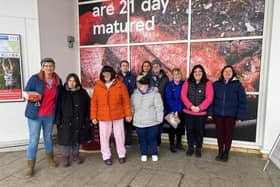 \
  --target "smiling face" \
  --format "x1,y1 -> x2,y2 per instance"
223,67 -> 233,81
142,62 -> 151,73
173,70 -> 182,83
41,62 -> 55,75
193,67 -> 203,82
152,64 -> 161,75
120,62 -> 129,73
102,71 -> 112,82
